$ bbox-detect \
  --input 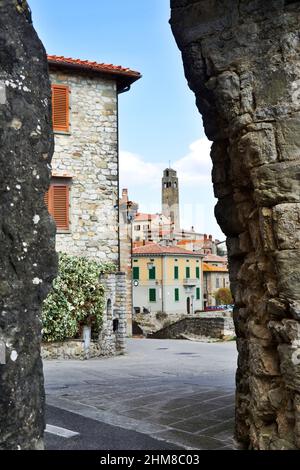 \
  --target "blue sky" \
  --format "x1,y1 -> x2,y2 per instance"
29,0 -> 224,240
